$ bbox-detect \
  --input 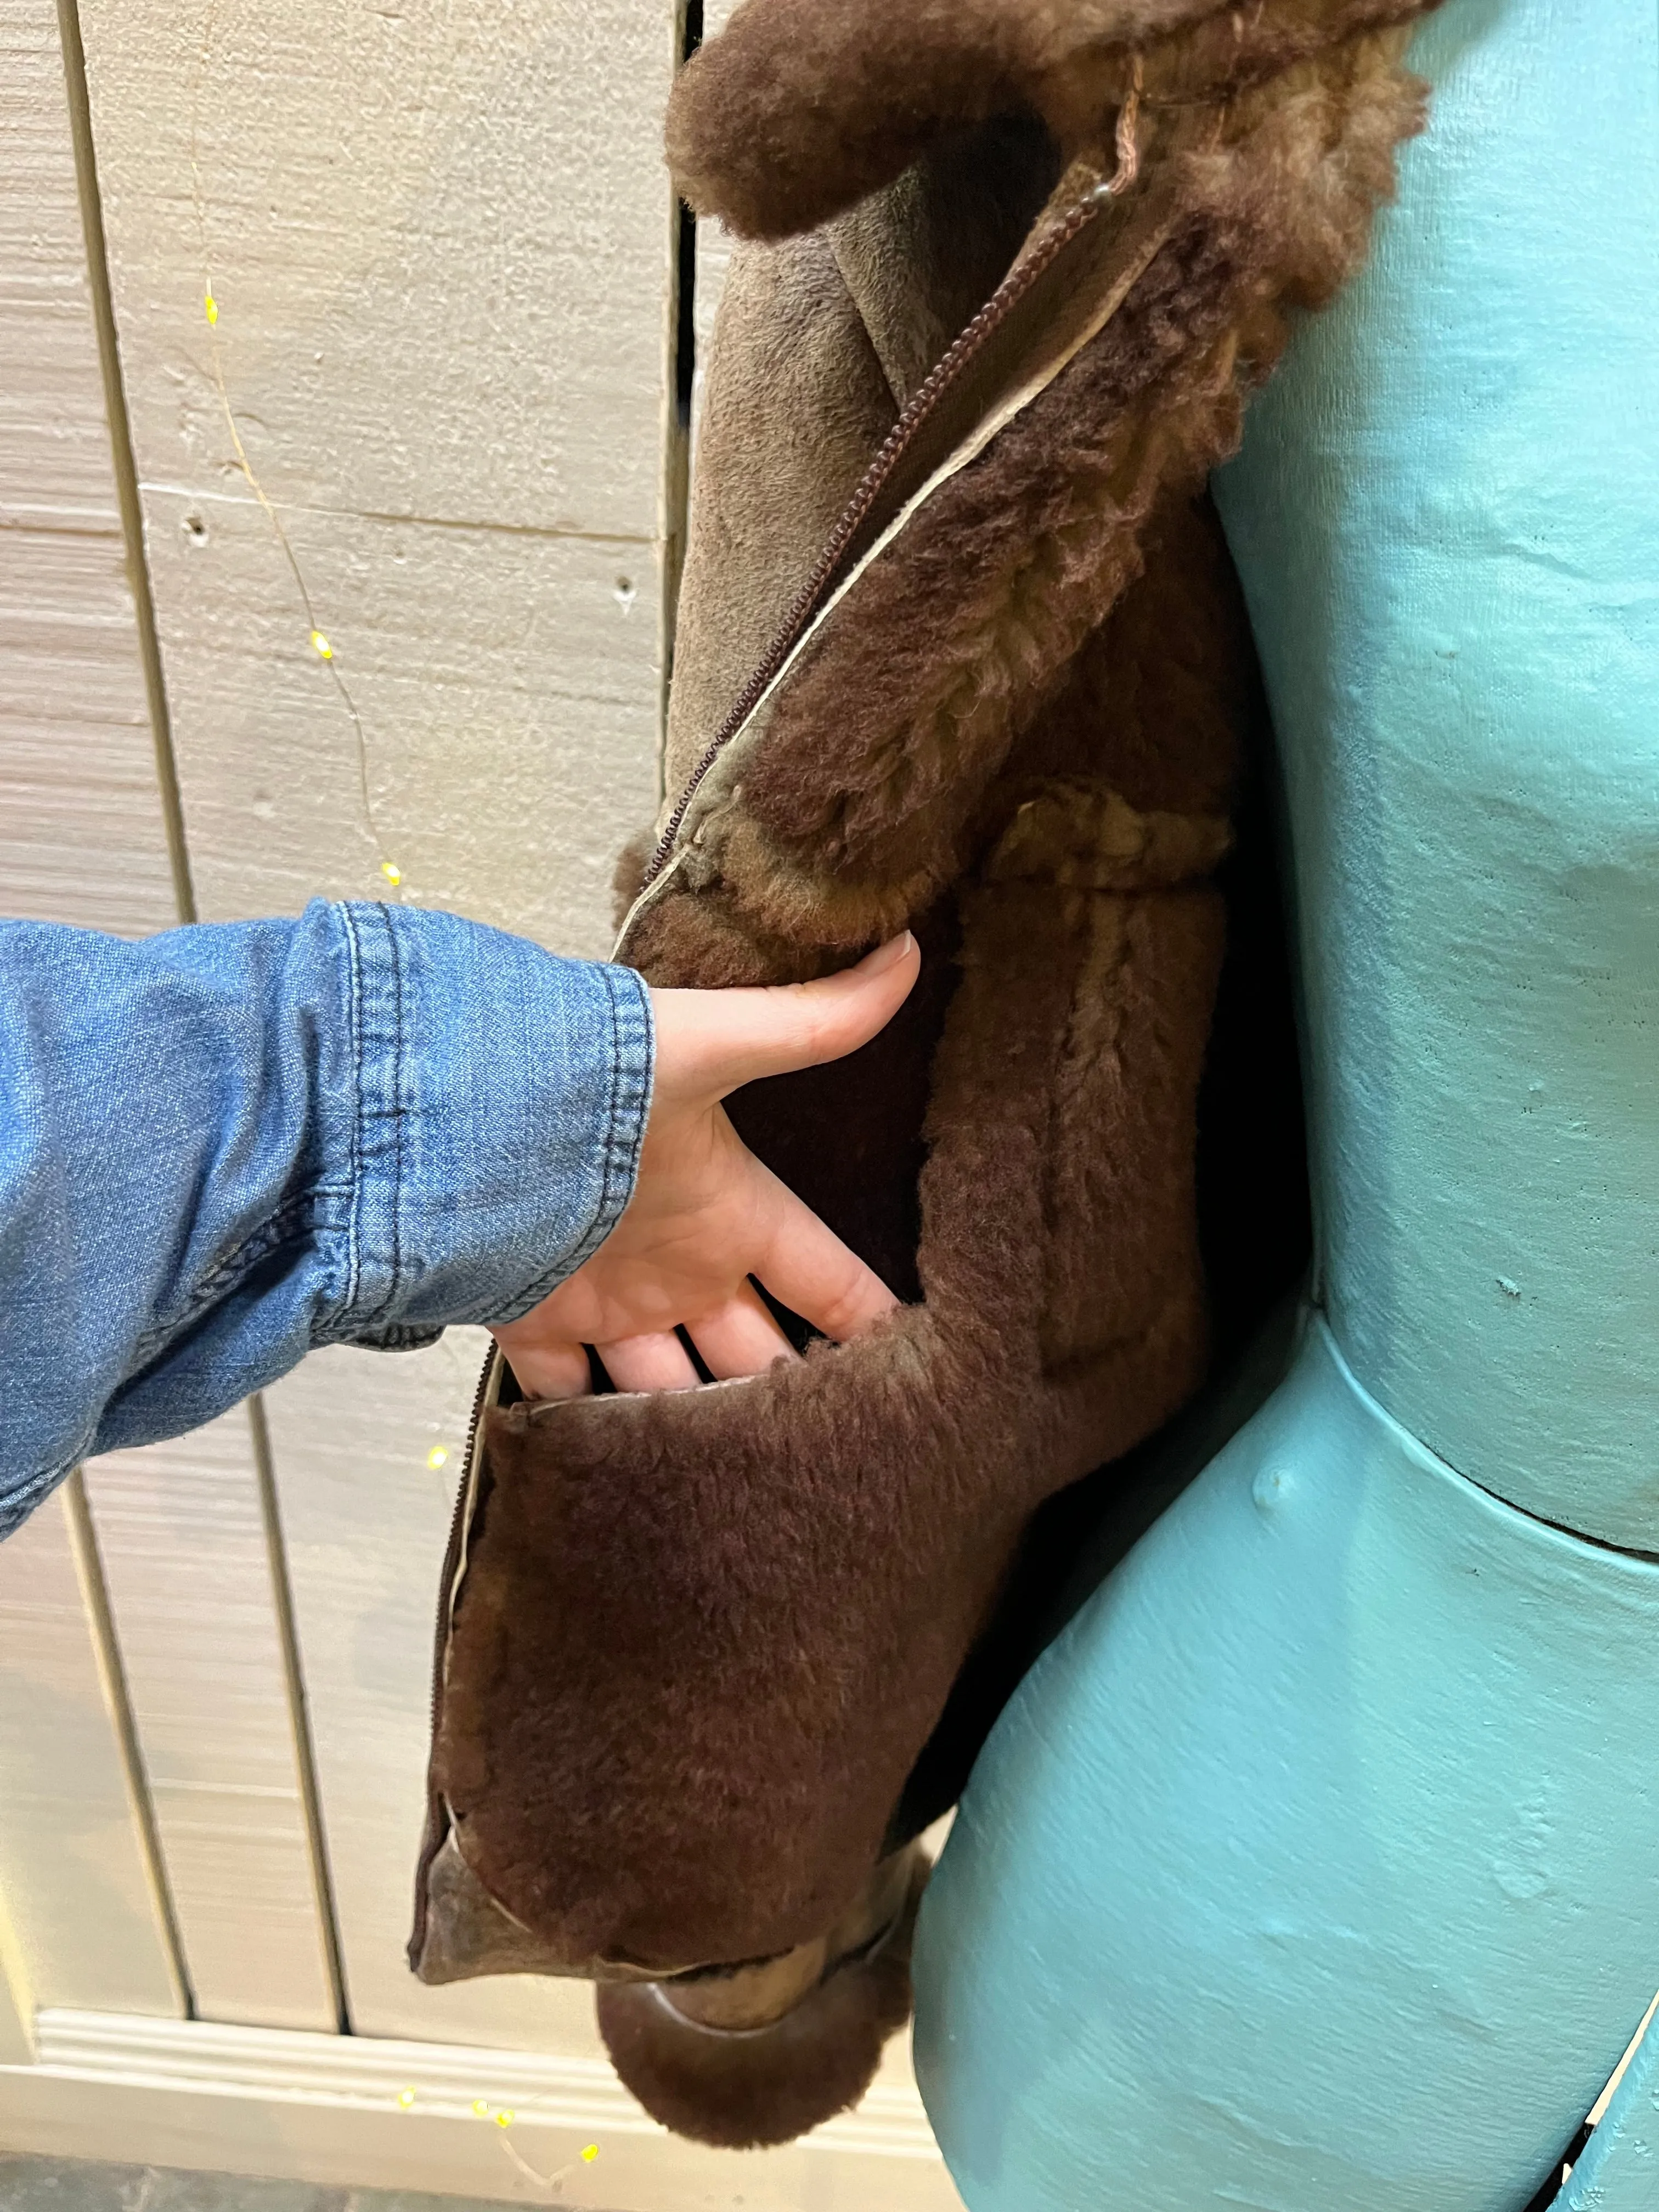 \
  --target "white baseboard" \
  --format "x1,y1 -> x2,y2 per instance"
0,2008 -> 963,2210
